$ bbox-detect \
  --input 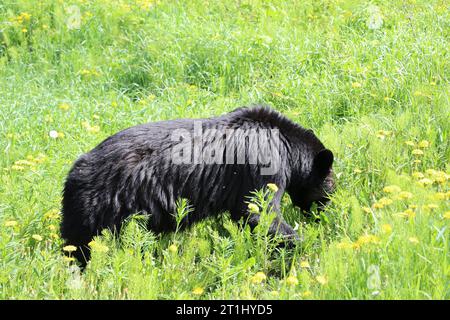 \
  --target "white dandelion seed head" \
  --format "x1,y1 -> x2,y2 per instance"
49,130 -> 58,139
366,5 -> 383,30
